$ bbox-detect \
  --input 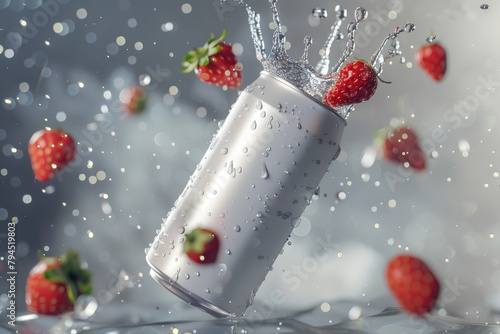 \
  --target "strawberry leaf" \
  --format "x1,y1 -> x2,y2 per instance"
55,249 -> 93,304
181,30 -> 227,73
44,268 -> 67,283
66,281 -> 78,304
